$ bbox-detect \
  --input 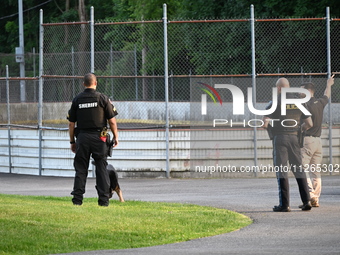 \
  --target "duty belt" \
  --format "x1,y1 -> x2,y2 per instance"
275,132 -> 298,136
79,128 -> 102,133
